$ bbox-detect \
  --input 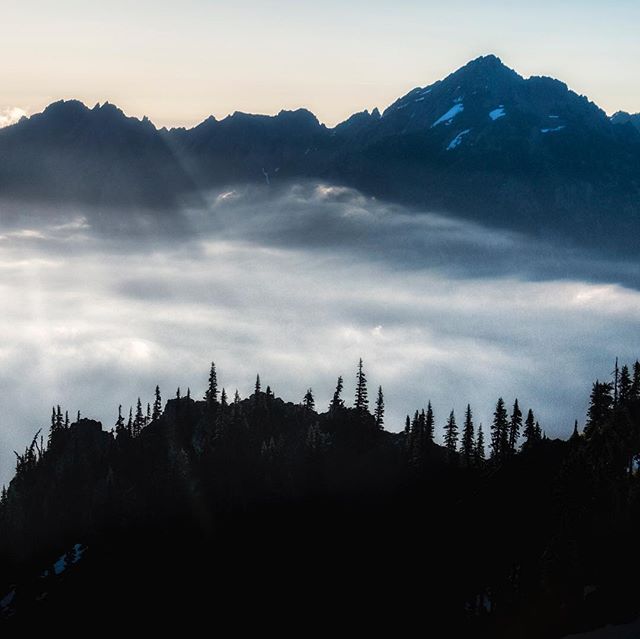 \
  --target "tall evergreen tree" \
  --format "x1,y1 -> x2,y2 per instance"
425,401 -> 435,444
64,411 -> 69,429
220,388 -> 228,408
521,409 -> 539,451
330,376 -> 344,410
584,381 -> 614,438
115,405 -> 125,435
152,386 -> 162,421
133,398 -> 144,437
475,424 -> 486,465
176,387 -> 181,399
443,410 -> 458,454
508,399 -> 523,455
619,365 -> 632,404
354,359 -> 369,412
234,389 -> 241,404
374,386 -> 385,430
146,403 -> 151,426
631,361 -> 640,401
127,407 -> 133,436
205,362 -> 218,406
404,415 -> 411,435
490,398 -> 509,461
255,375 -> 261,395
303,388 -> 315,411
48,407 -> 57,446
460,404 -> 475,465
